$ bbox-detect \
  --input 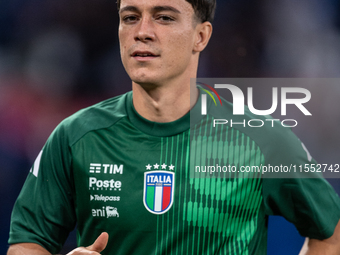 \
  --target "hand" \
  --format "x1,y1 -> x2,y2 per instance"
67,232 -> 109,255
